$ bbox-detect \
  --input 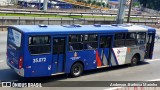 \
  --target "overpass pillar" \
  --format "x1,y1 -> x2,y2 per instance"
43,0 -> 48,11
116,0 -> 127,24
